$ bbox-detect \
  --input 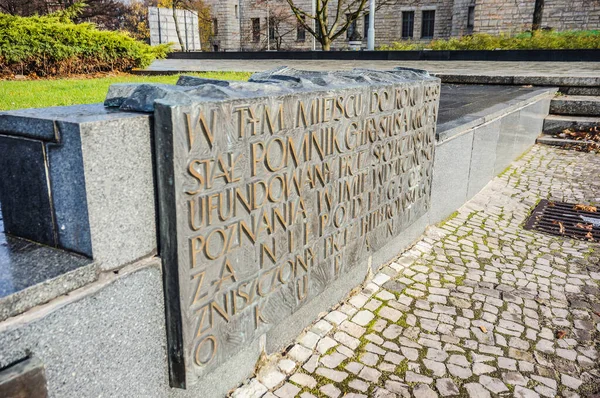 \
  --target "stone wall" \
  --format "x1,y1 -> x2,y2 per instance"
541,0 -> 600,31
201,0 -> 598,51
472,0 -> 534,35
